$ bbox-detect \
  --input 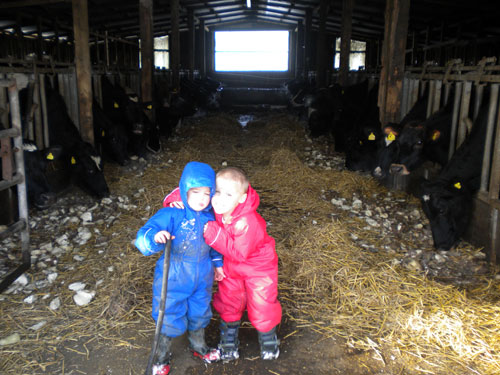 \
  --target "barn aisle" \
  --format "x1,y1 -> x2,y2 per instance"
1,110 -> 499,375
